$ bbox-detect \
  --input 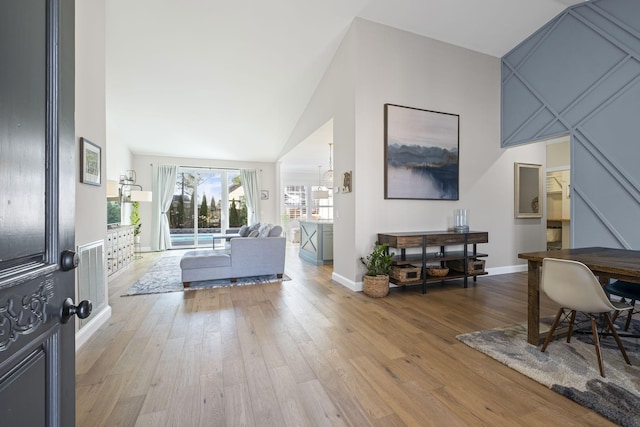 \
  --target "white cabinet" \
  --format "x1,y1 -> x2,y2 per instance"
106,225 -> 135,278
